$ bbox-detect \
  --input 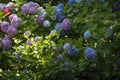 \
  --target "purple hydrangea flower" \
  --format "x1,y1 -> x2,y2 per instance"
11,17 -> 22,28
0,4 -> 6,10
84,48 -> 97,60
21,4 -> 30,14
83,31 -> 91,39
62,19 -> 71,30
54,23 -> 62,31
36,16 -> 44,26
7,26 -> 18,38
26,40 -> 32,46
67,46 -> 78,56
29,7 -> 37,13
27,2 -> 35,7
43,20 -> 50,27
57,3 -> 64,10
63,43 -> 70,51
9,14 -> 18,21
1,21 -> 9,32
68,0 -> 77,6
2,36 -> 12,50
113,6 -> 120,12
